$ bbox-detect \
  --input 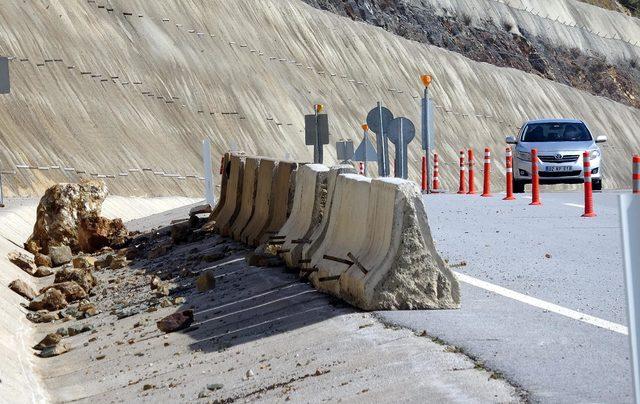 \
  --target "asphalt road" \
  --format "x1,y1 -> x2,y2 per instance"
378,190 -> 632,403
